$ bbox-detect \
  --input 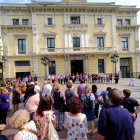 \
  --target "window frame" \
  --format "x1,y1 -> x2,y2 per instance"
15,61 -> 30,66
97,18 -> 102,25
13,19 -> 19,25
70,17 -> 80,25
48,61 -> 56,75
47,38 -> 55,48
18,39 -> 26,54
125,19 -> 131,25
121,37 -> 128,48
48,18 -> 52,25
22,19 -> 29,25
73,37 -> 80,48
97,37 -> 104,47
117,19 -> 122,25
97,58 -> 106,73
